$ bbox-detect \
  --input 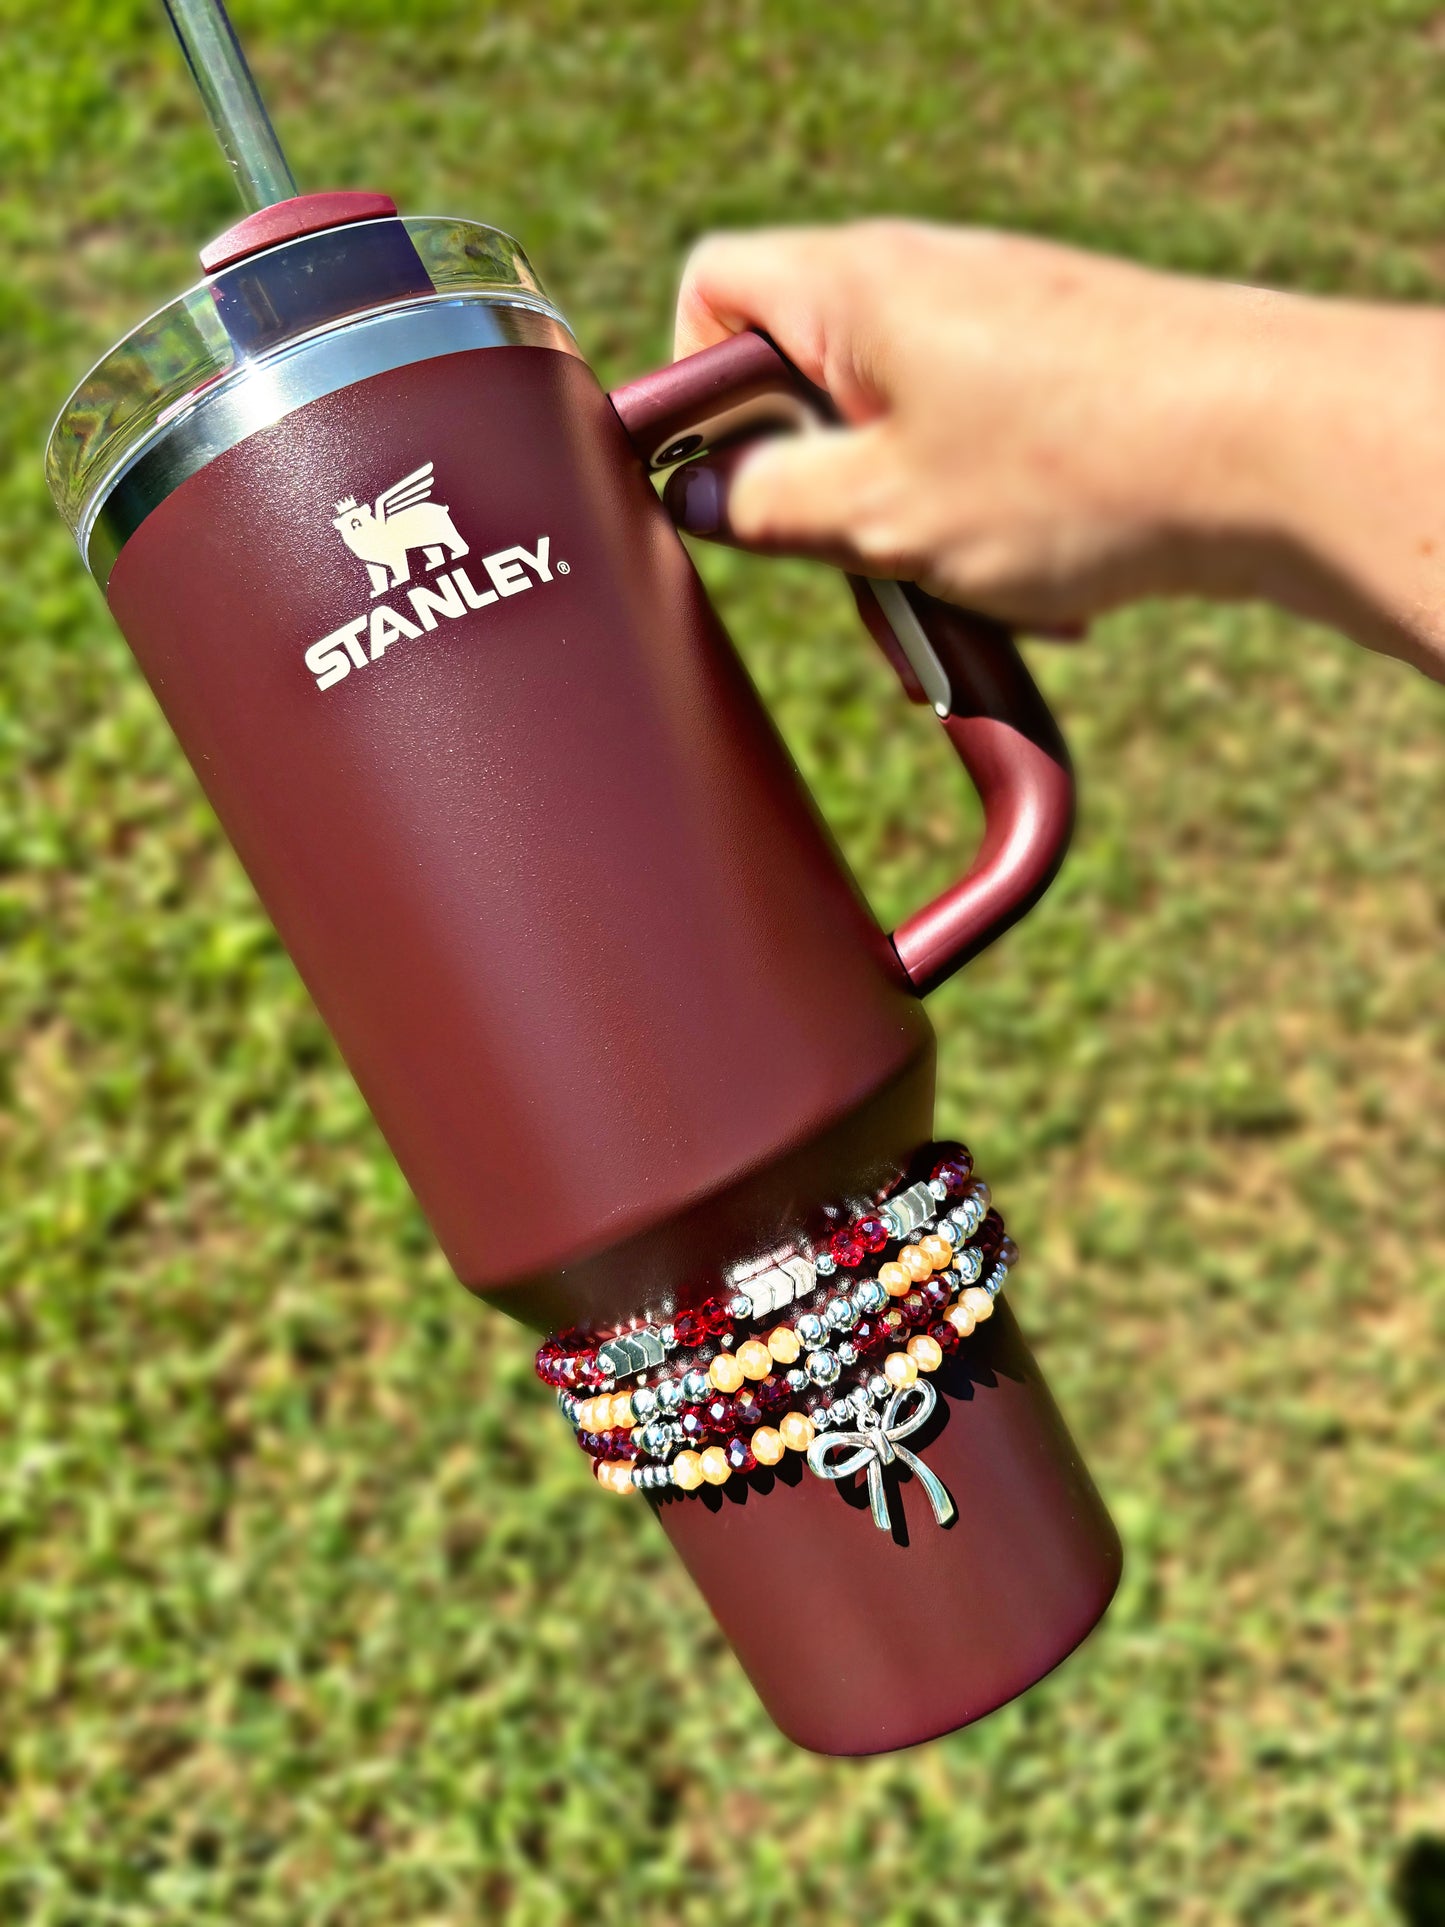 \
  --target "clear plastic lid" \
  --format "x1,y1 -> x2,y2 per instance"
47,216 -> 566,541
